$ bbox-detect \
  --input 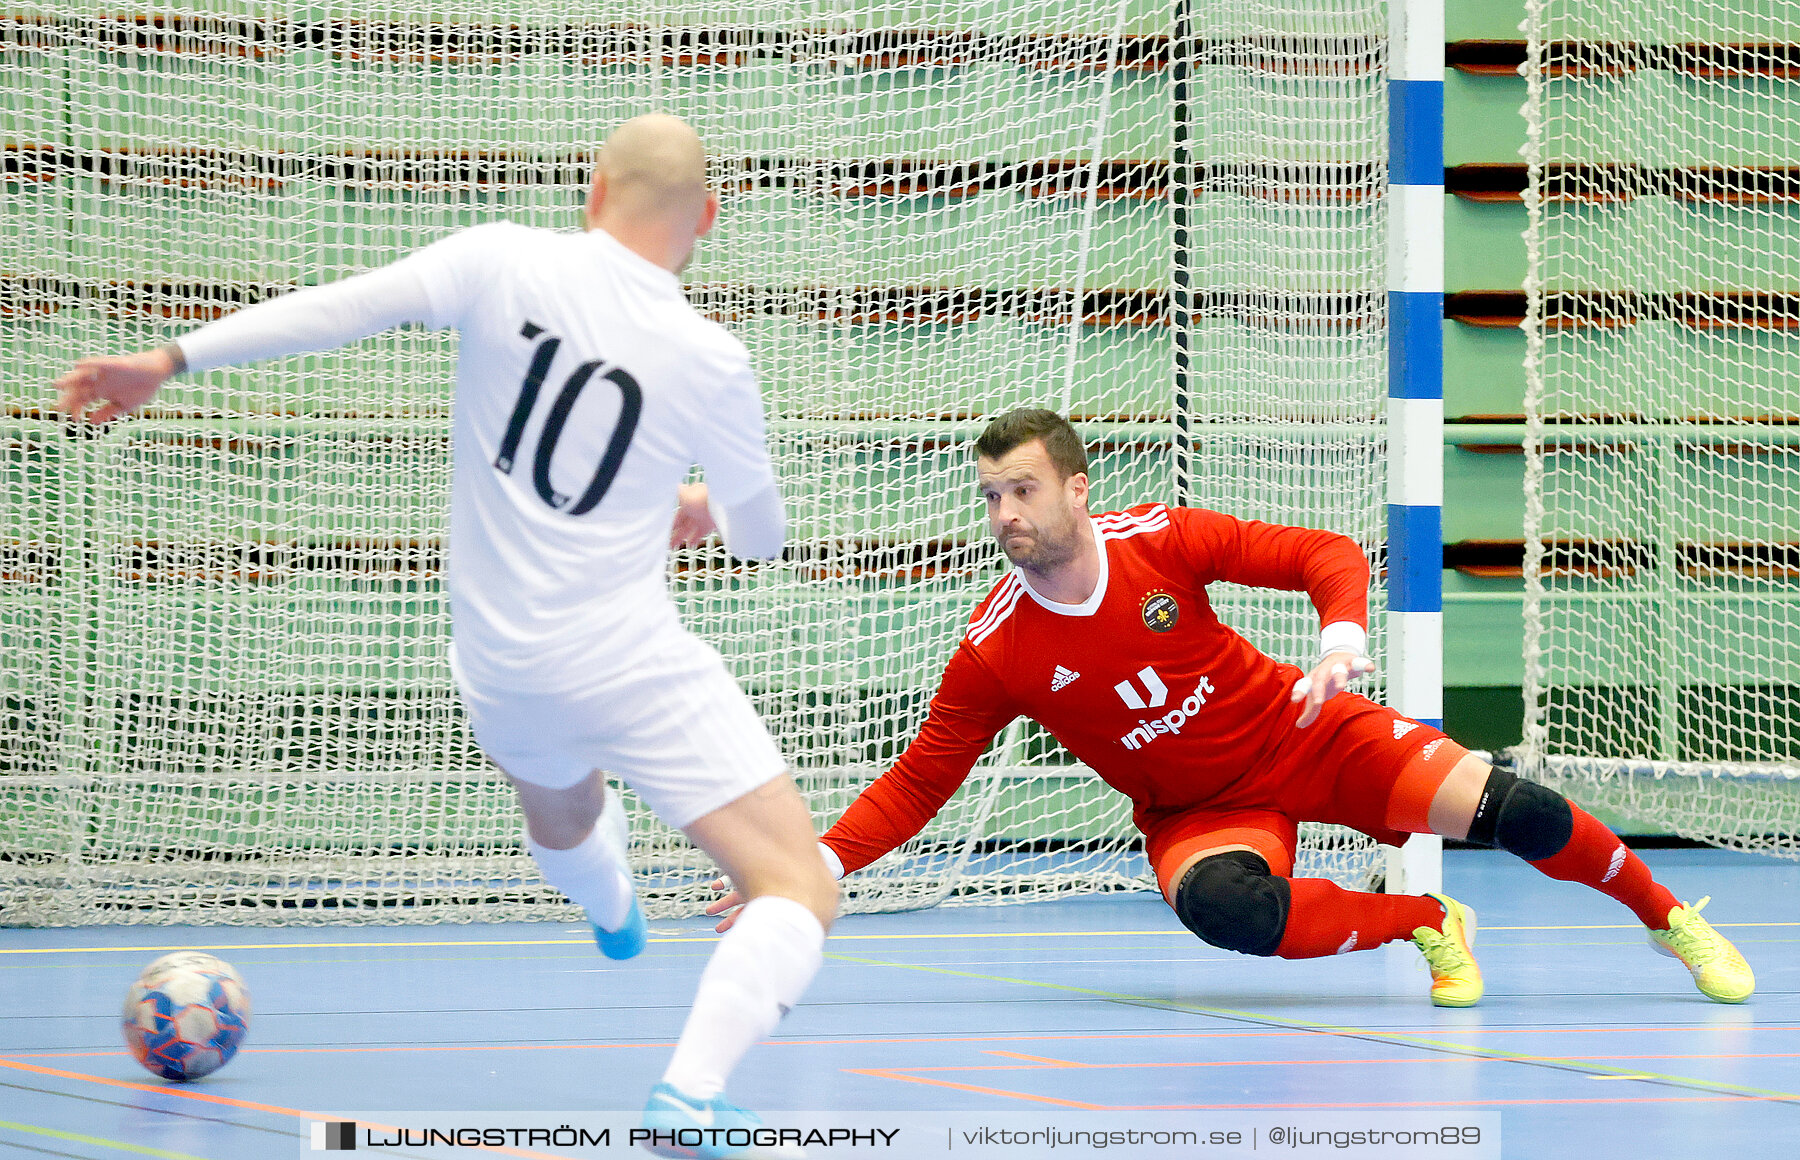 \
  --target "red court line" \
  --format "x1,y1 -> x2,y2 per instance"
14,1043 -> 665,1060
1394,1026 -> 1800,1034
885,1051 -> 1800,1073
851,1064 -> 1786,1111
0,1057 -> 575,1160
1121,1096 -> 1780,1110
843,1069 -> 1107,1109
14,1032 -> 1286,1061
980,1051 -> 1081,1066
